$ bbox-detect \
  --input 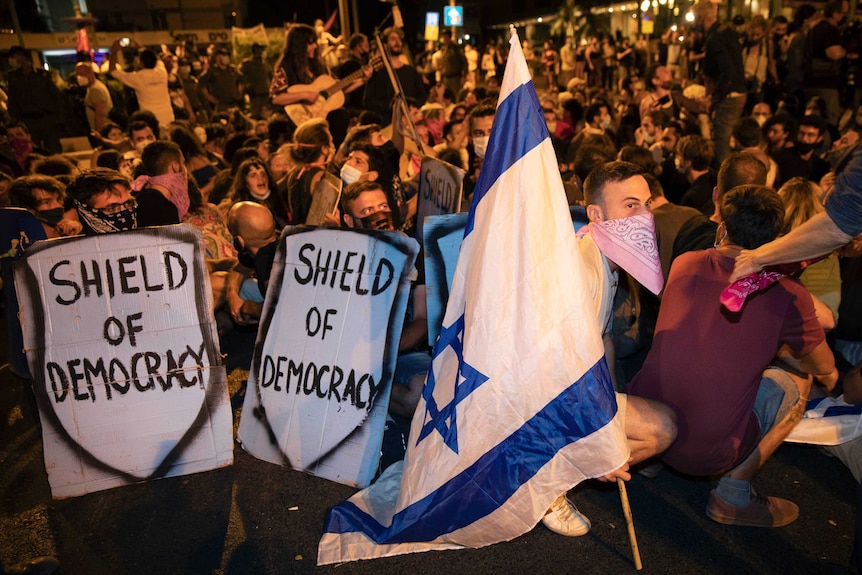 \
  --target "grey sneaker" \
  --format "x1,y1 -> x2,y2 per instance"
541,494 -> 591,536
